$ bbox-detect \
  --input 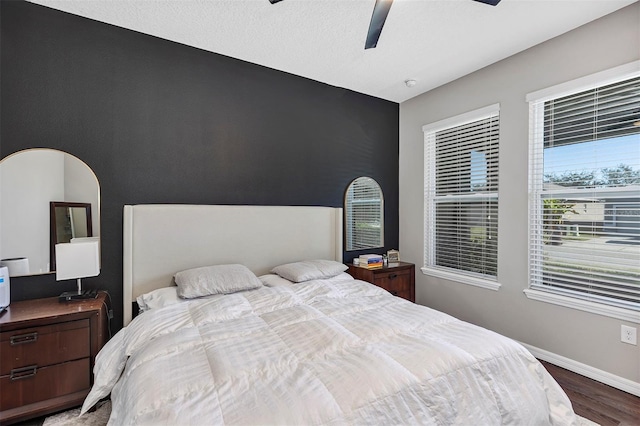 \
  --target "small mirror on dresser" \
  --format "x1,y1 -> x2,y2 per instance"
344,176 -> 384,251
0,149 -> 100,276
